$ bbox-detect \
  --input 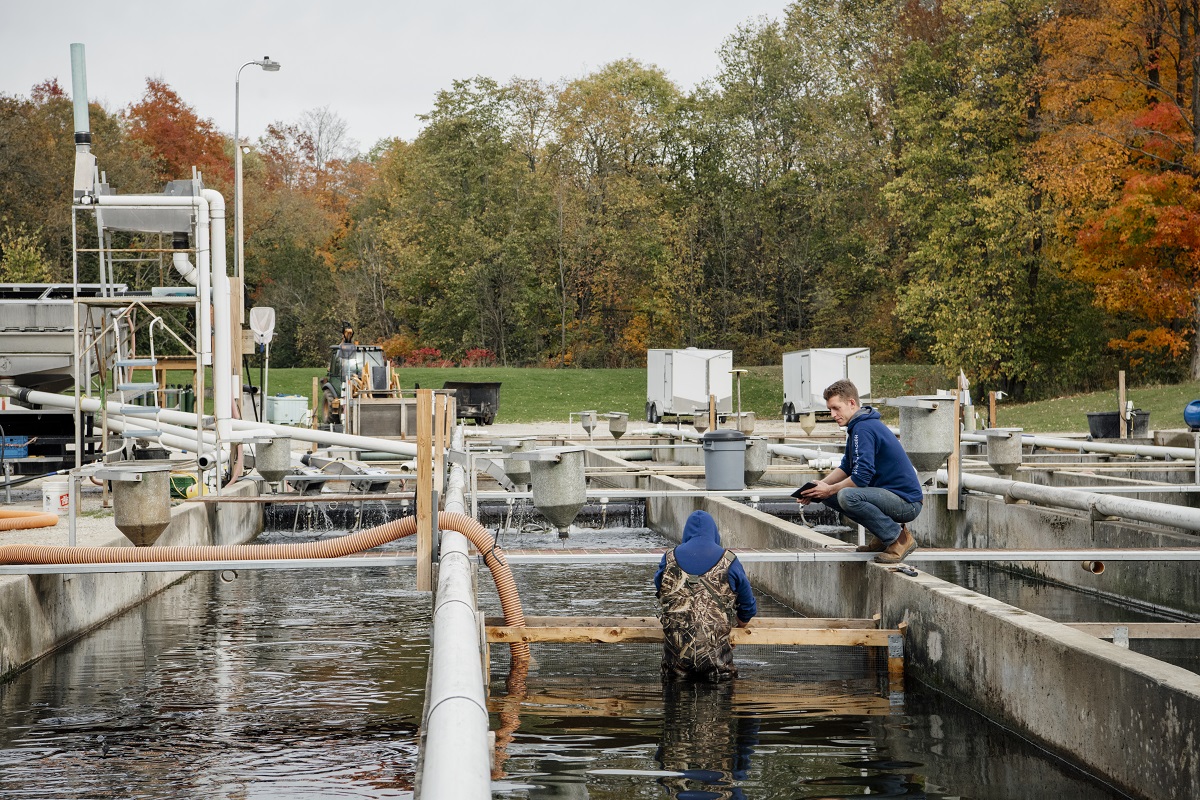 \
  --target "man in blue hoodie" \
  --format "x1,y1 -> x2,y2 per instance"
654,510 -> 757,681
798,379 -> 923,563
